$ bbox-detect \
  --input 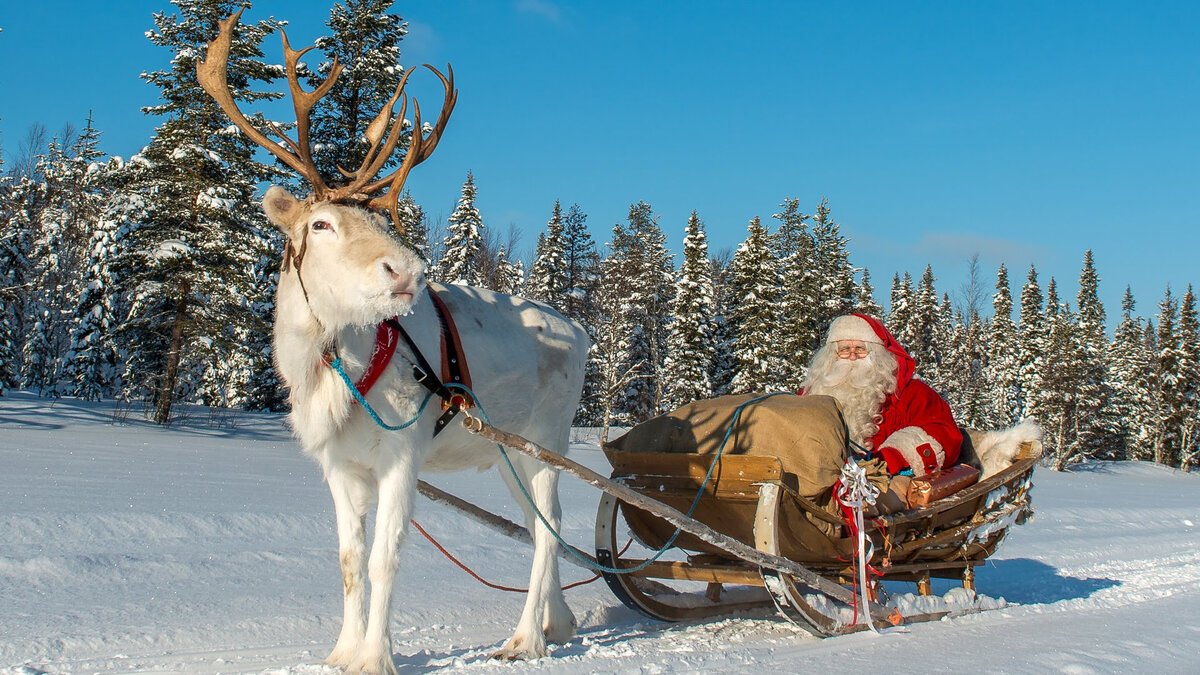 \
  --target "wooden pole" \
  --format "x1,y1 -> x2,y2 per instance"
415,479 -> 599,570
461,414 -> 892,623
